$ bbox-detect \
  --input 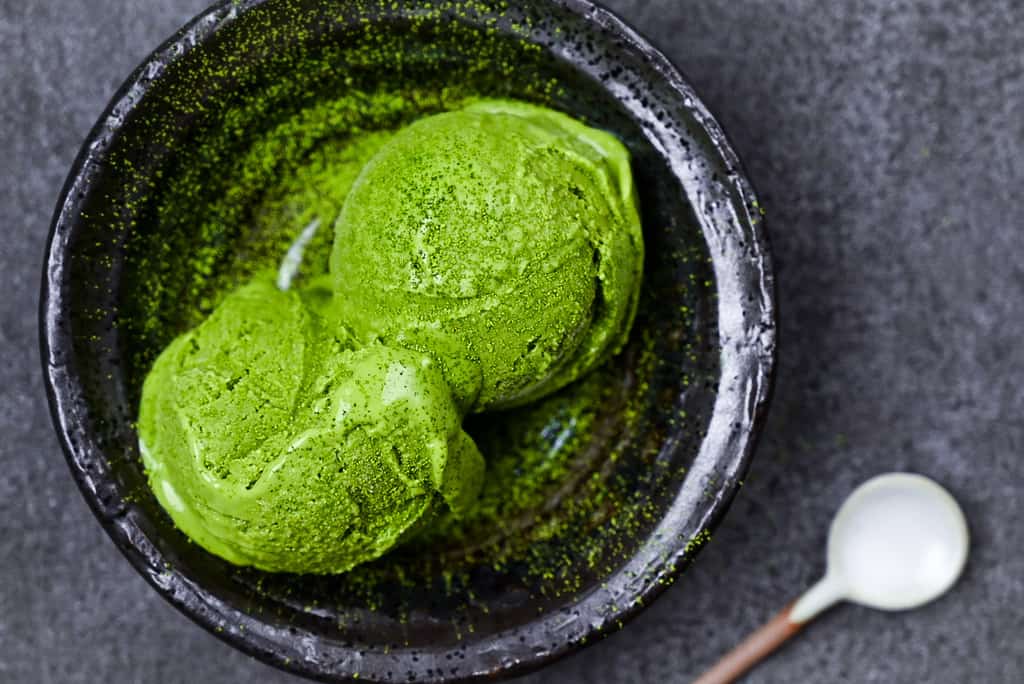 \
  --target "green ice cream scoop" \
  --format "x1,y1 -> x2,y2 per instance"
138,278 -> 483,574
330,99 -> 644,412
